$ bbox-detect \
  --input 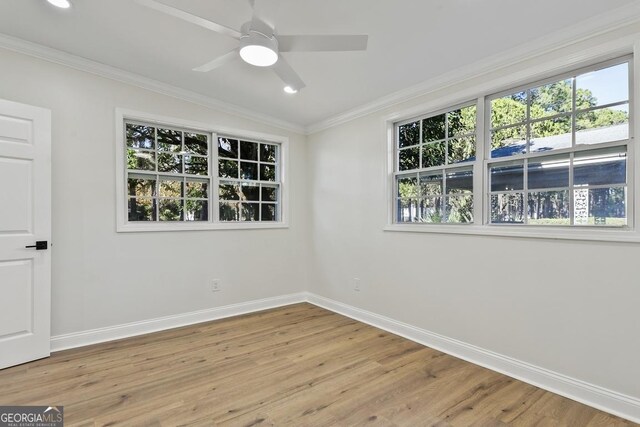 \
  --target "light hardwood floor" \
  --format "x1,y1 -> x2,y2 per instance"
0,303 -> 635,426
